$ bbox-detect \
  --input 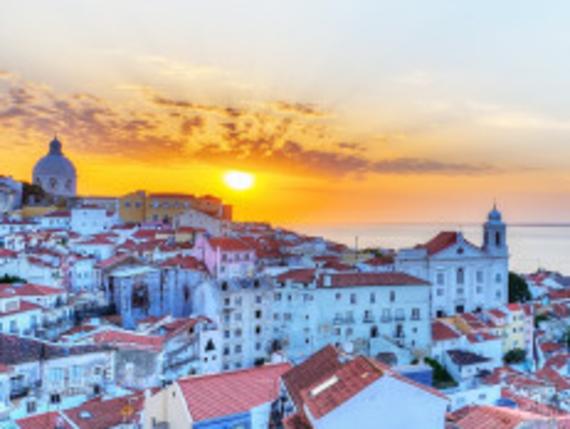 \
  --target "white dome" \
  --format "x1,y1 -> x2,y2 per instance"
32,137 -> 77,197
